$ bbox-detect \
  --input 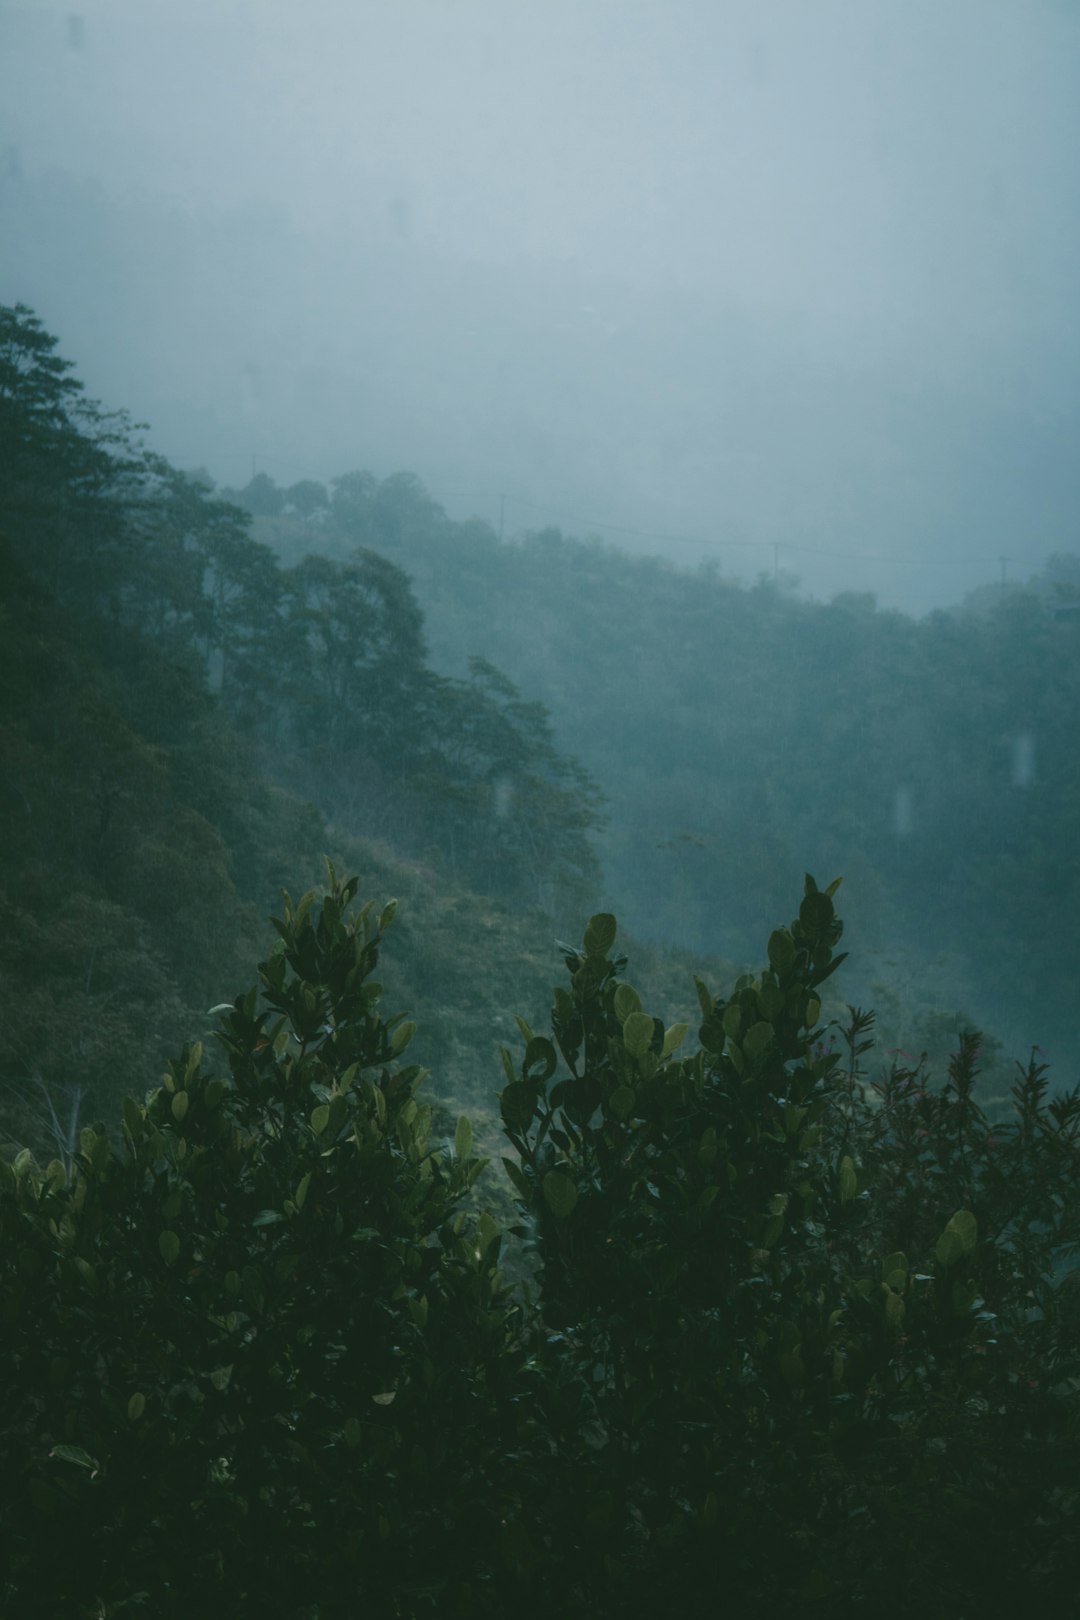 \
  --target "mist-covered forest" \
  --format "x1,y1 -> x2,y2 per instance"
3,2 -> 1080,1614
